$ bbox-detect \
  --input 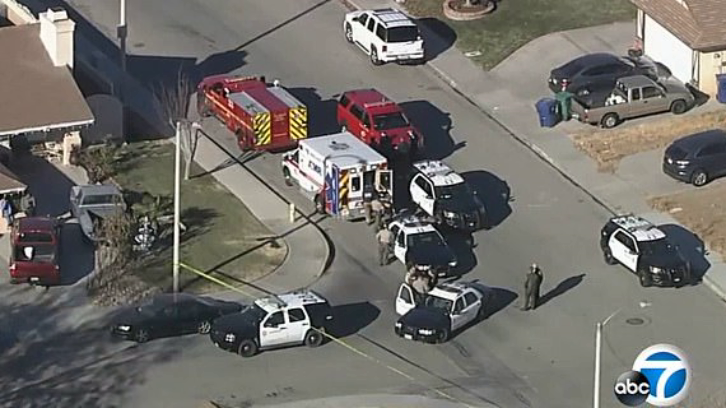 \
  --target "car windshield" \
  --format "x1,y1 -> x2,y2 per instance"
373,112 -> 409,130
82,193 -> 121,206
639,238 -> 676,256
14,244 -> 55,263
386,26 -> 418,43
137,298 -> 167,316
424,295 -> 452,313
434,183 -> 473,200
241,304 -> 267,323
408,231 -> 445,248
